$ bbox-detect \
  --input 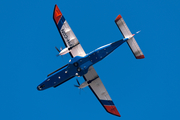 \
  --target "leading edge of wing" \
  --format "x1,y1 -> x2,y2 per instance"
83,66 -> 121,117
